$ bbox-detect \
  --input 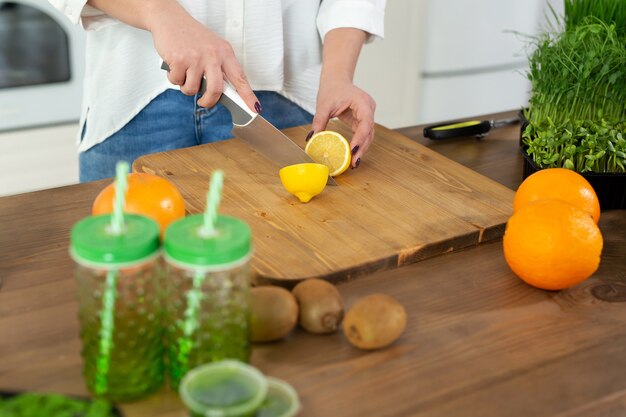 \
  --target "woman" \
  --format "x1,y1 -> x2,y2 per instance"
50,0 -> 386,181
